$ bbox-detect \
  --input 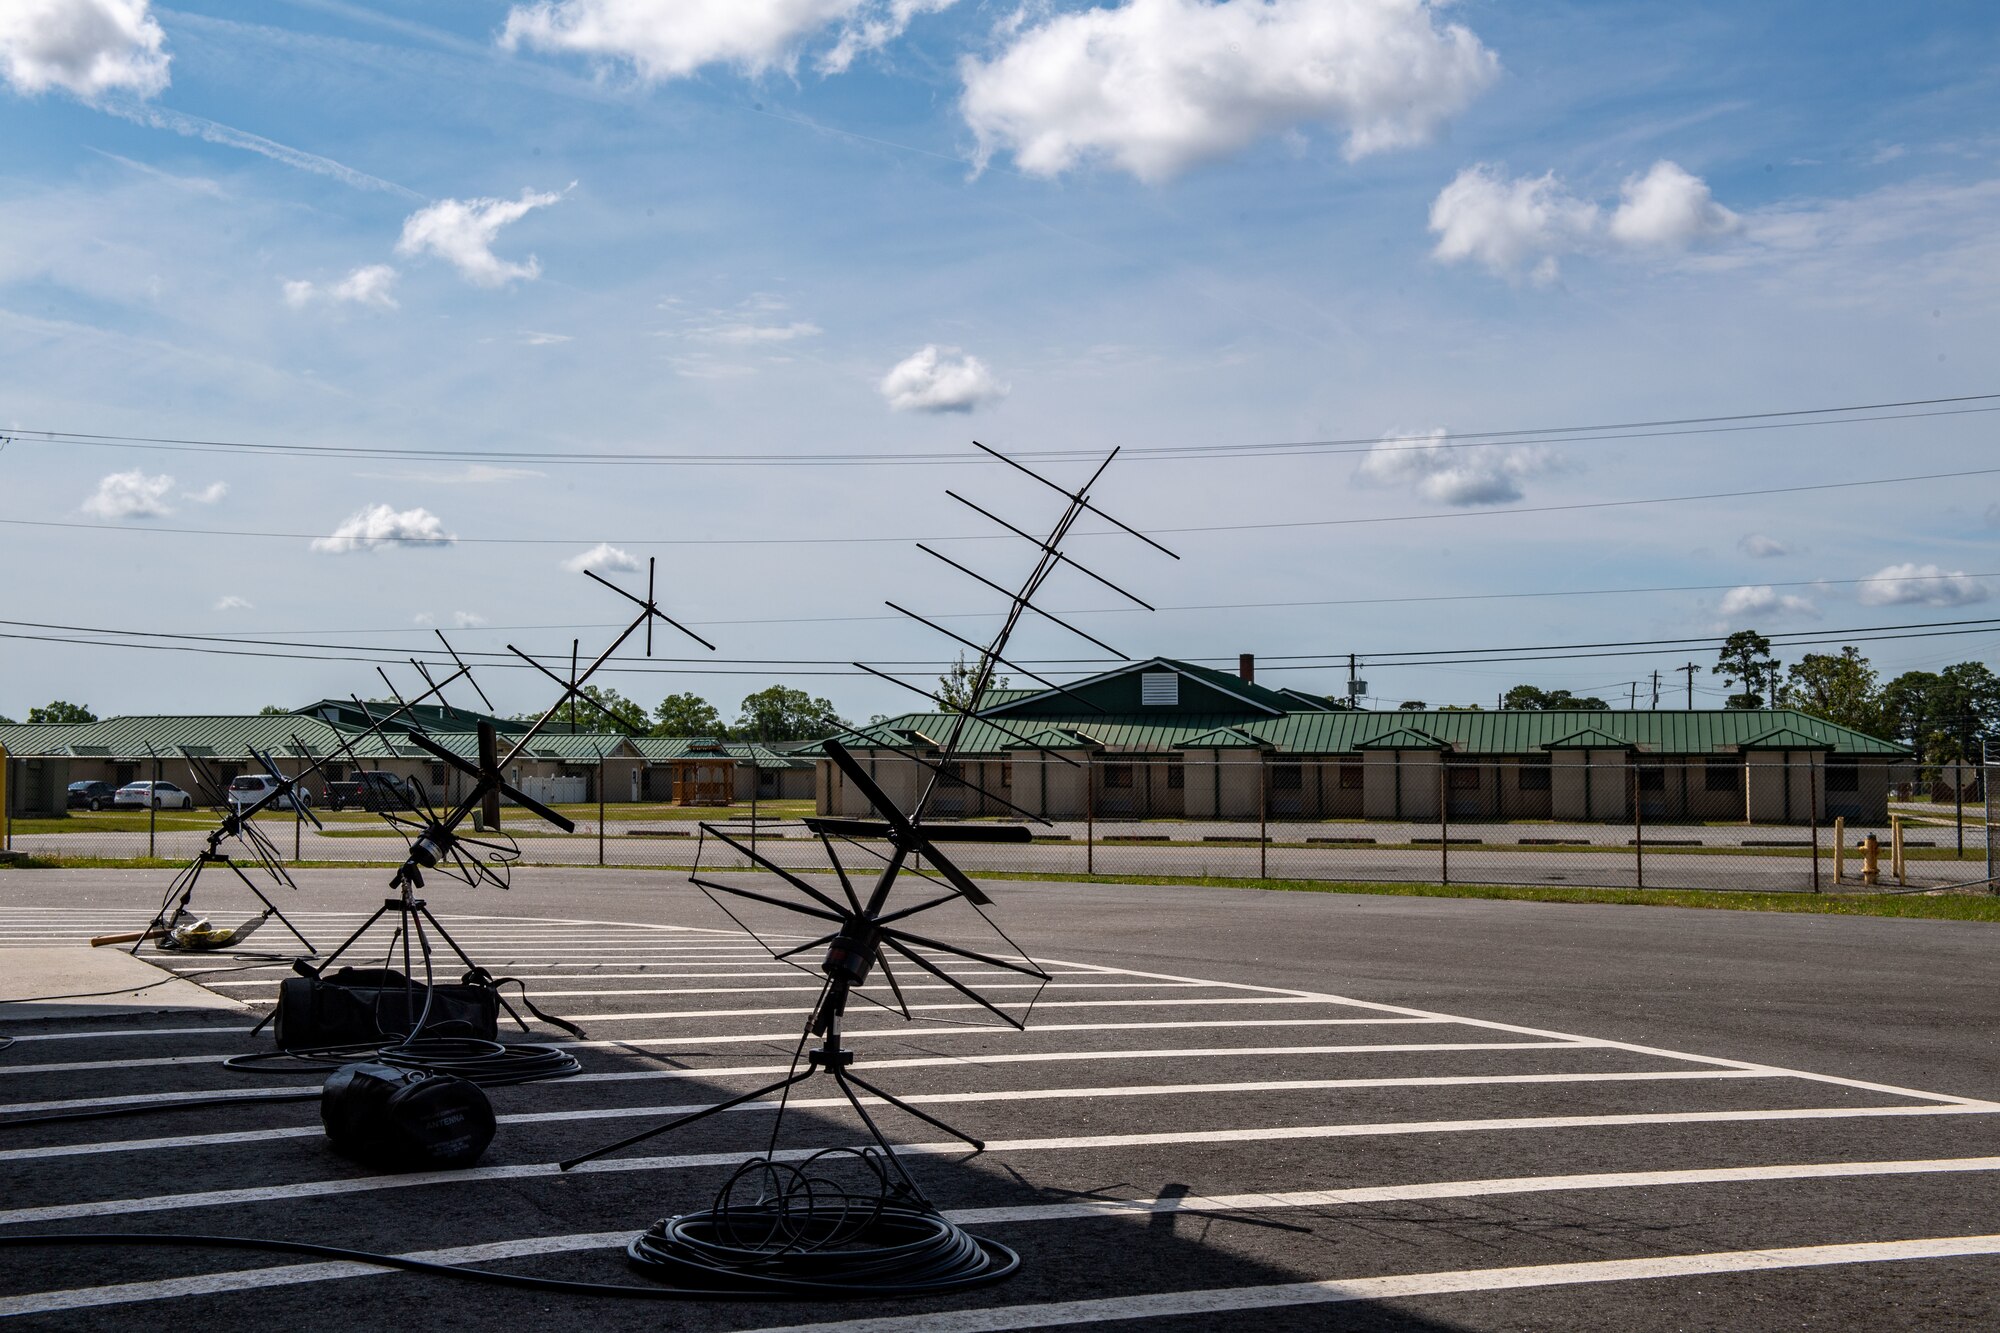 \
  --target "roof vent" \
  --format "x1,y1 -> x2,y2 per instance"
1141,671 -> 1179,707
